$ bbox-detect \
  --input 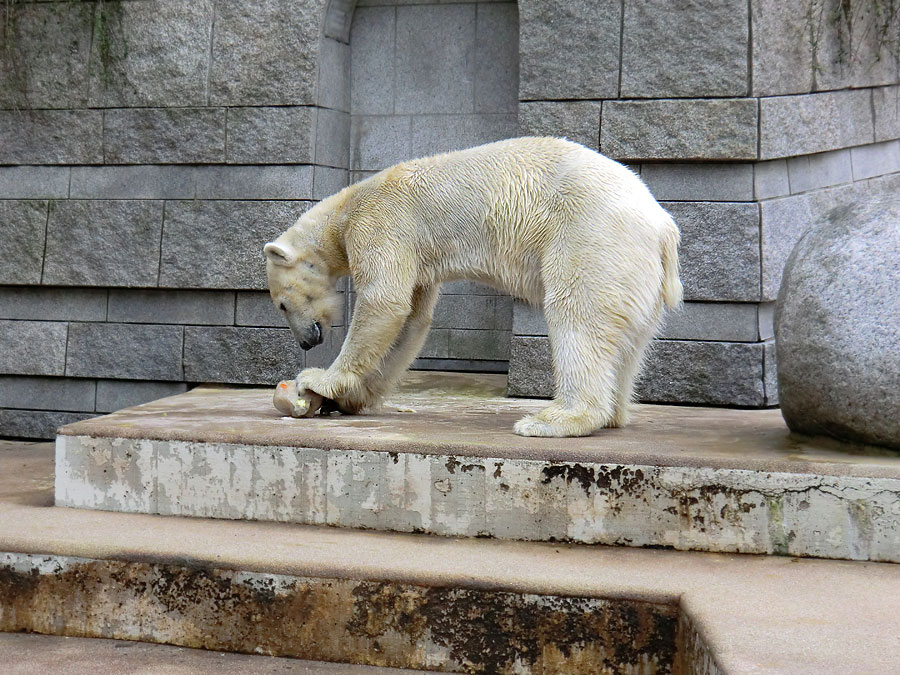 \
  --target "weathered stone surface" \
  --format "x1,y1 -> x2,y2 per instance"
0,110 -> 102,164
103,108 -> 226,164
349,6 -> 395,115
433,295 -> 512,331
517,101 -> 600,150
641,163 -> 754,202
449,329 -> 510,361
226,107 -> 315,164
787,149 -> 853,193
518,0 -> 621,100
317,37 -> 350,113
0,376 -> 96,413
474,2 -> 519,113
0,410 -> 91,440
0,166 -> 69,199
95,380 -> 188,414
664,201 -> 761,302
43,201 -> 163,287
759,194 -> 814,301
0,287 -> 107,322
315,108 -> 350,168
66,323 -> 184,381
0,200 -> 48,285
873,85 -> 900,142
69,166 -> 196,200
776,198 -> 900,450
601,99 -> 758,160
183,326 -> 304,384
107,289 -> 235,326
850,140 -> 900,181
0,320 -> 67,376
159,200 -> 309,290
235,292 -> 289,328
621,0 -> 749,97
192,166 -> 314,200
759,90 -> 875,159
750,0 -> 815,95
313,167 -> 350,199
754,159 -> 791,199
409,114 -> 516,160
507,335 -> 553,397
88,0 -> 213,107
0,1 -> 94,109
209,0 -> 324,106
350,115 -> 410,170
